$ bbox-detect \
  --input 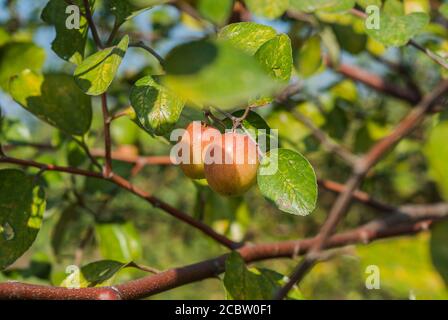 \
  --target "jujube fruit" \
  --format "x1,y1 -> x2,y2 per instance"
204,132 -> 259,197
